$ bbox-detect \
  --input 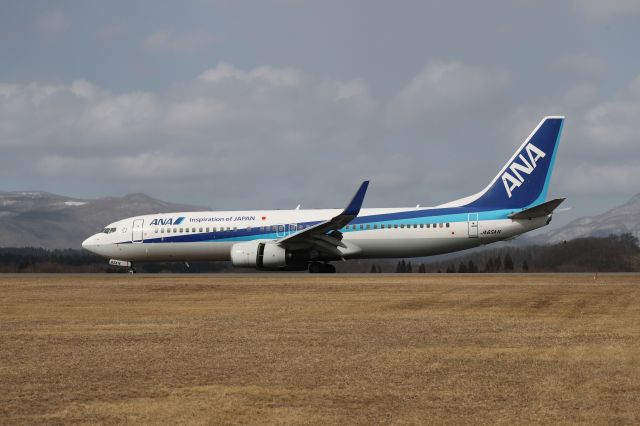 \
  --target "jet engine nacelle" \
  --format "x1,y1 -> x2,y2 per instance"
231,241 -> 306,270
